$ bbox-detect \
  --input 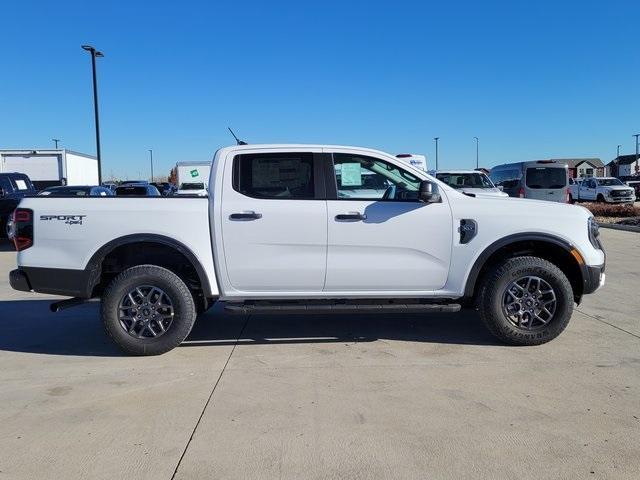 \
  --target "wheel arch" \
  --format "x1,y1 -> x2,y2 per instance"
464,233 -> 588,304
85,234 -> 213,298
